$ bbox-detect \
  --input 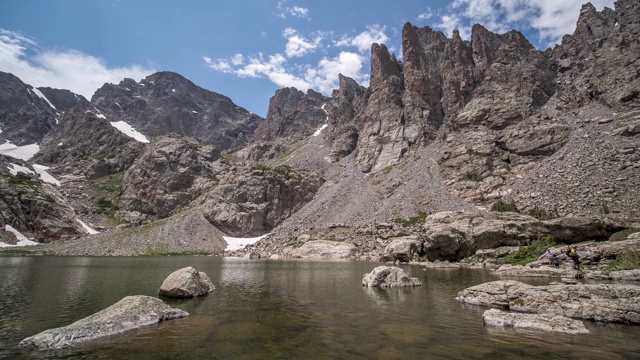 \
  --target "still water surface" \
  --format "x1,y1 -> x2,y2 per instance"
1,256 -> 639,359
